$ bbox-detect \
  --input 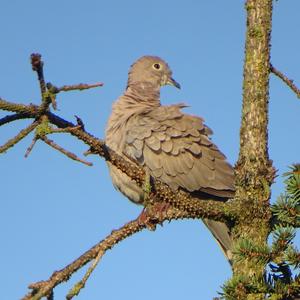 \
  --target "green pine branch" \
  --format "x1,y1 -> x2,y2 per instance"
234,239 -> 271,264
272,165 -> 300,227
222,165 -> 300,299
